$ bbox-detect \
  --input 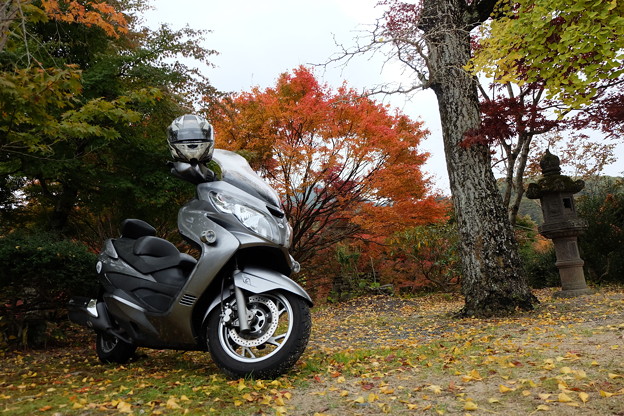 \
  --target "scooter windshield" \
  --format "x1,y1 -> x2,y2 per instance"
212,149 -> 282,208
